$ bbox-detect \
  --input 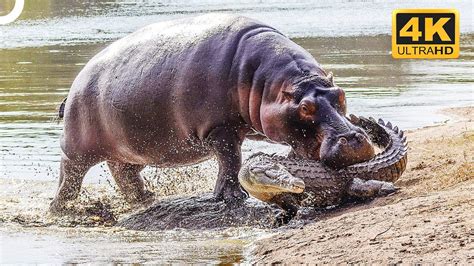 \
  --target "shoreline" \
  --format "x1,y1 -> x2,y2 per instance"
2,101 -> 473,183
250,106 -> 473,263
0,106 -> 473,263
